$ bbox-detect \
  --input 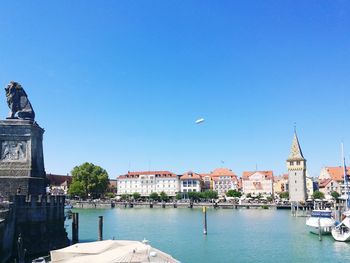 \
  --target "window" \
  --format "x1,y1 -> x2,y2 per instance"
296,161 -> 300,165
290,161 -> 294,166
